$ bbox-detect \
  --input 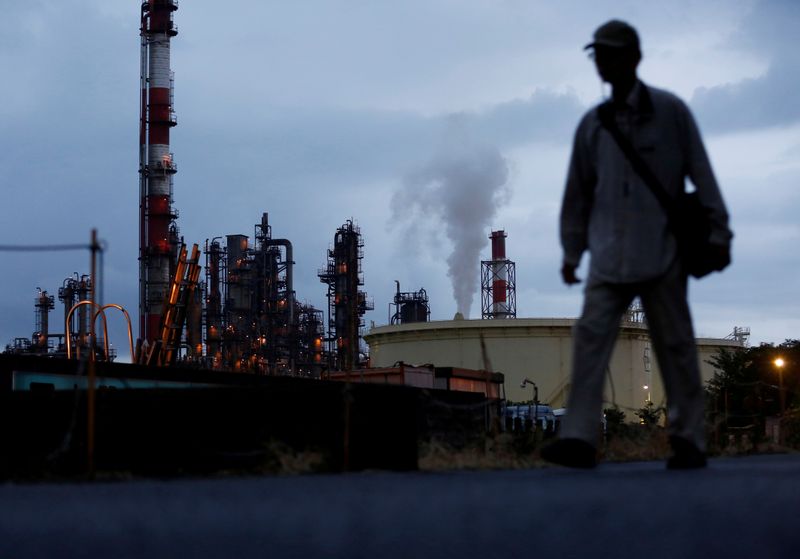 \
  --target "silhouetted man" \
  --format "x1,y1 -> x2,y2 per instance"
542,20 -> 732,469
